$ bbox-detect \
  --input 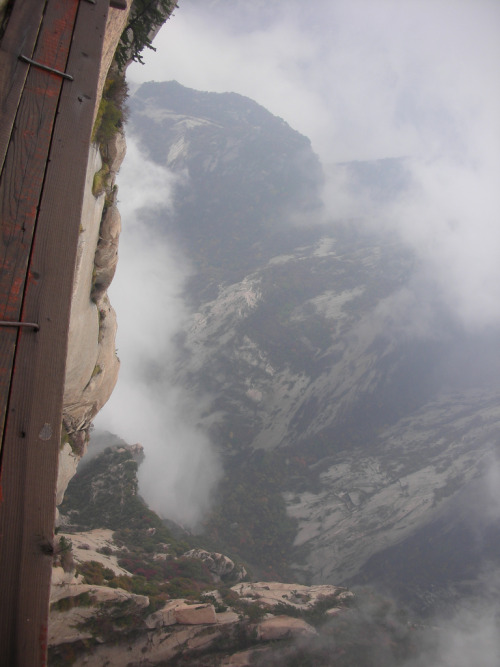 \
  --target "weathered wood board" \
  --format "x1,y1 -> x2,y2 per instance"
0,0 -> 110,664
0,0 -> 80,445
